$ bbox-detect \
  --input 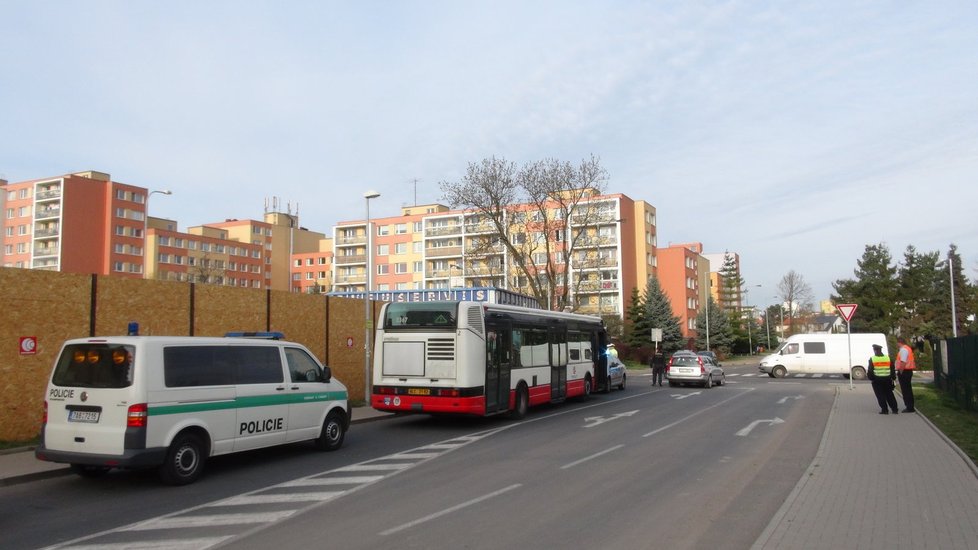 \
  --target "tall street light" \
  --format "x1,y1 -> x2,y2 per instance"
744,284 -> 761,354
144,189 -> 172,277
364,191 -> 380,405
